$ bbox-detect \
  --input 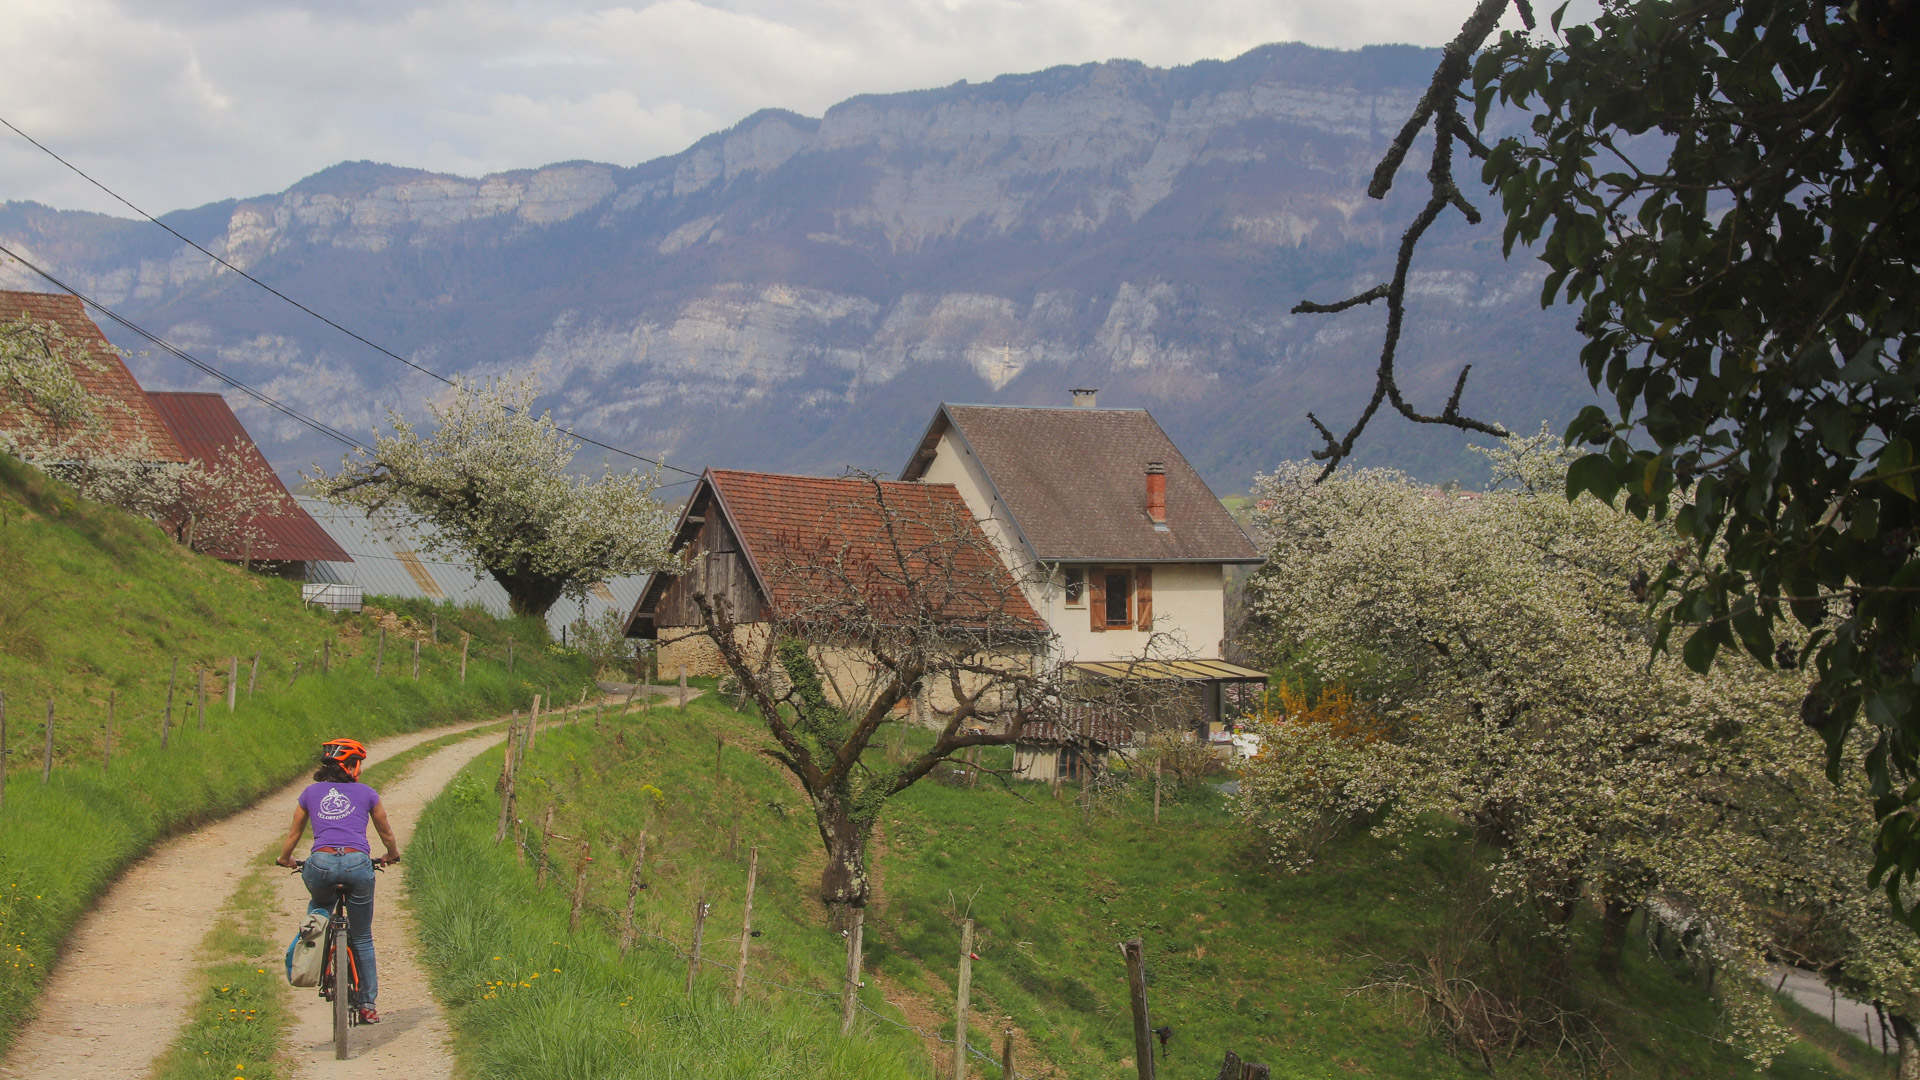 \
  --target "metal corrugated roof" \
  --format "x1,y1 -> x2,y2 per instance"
296,496 -> 645,639
146,392 -> 350,563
